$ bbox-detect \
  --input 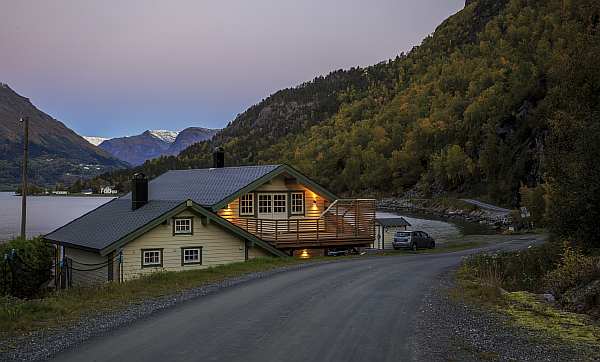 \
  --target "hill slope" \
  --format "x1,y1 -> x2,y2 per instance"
96,0 -> 599,210
0,84 -> 127,189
